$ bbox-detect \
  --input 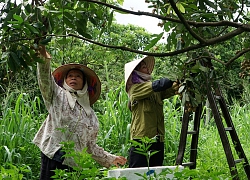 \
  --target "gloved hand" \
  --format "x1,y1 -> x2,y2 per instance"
152,78 -> 173,92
